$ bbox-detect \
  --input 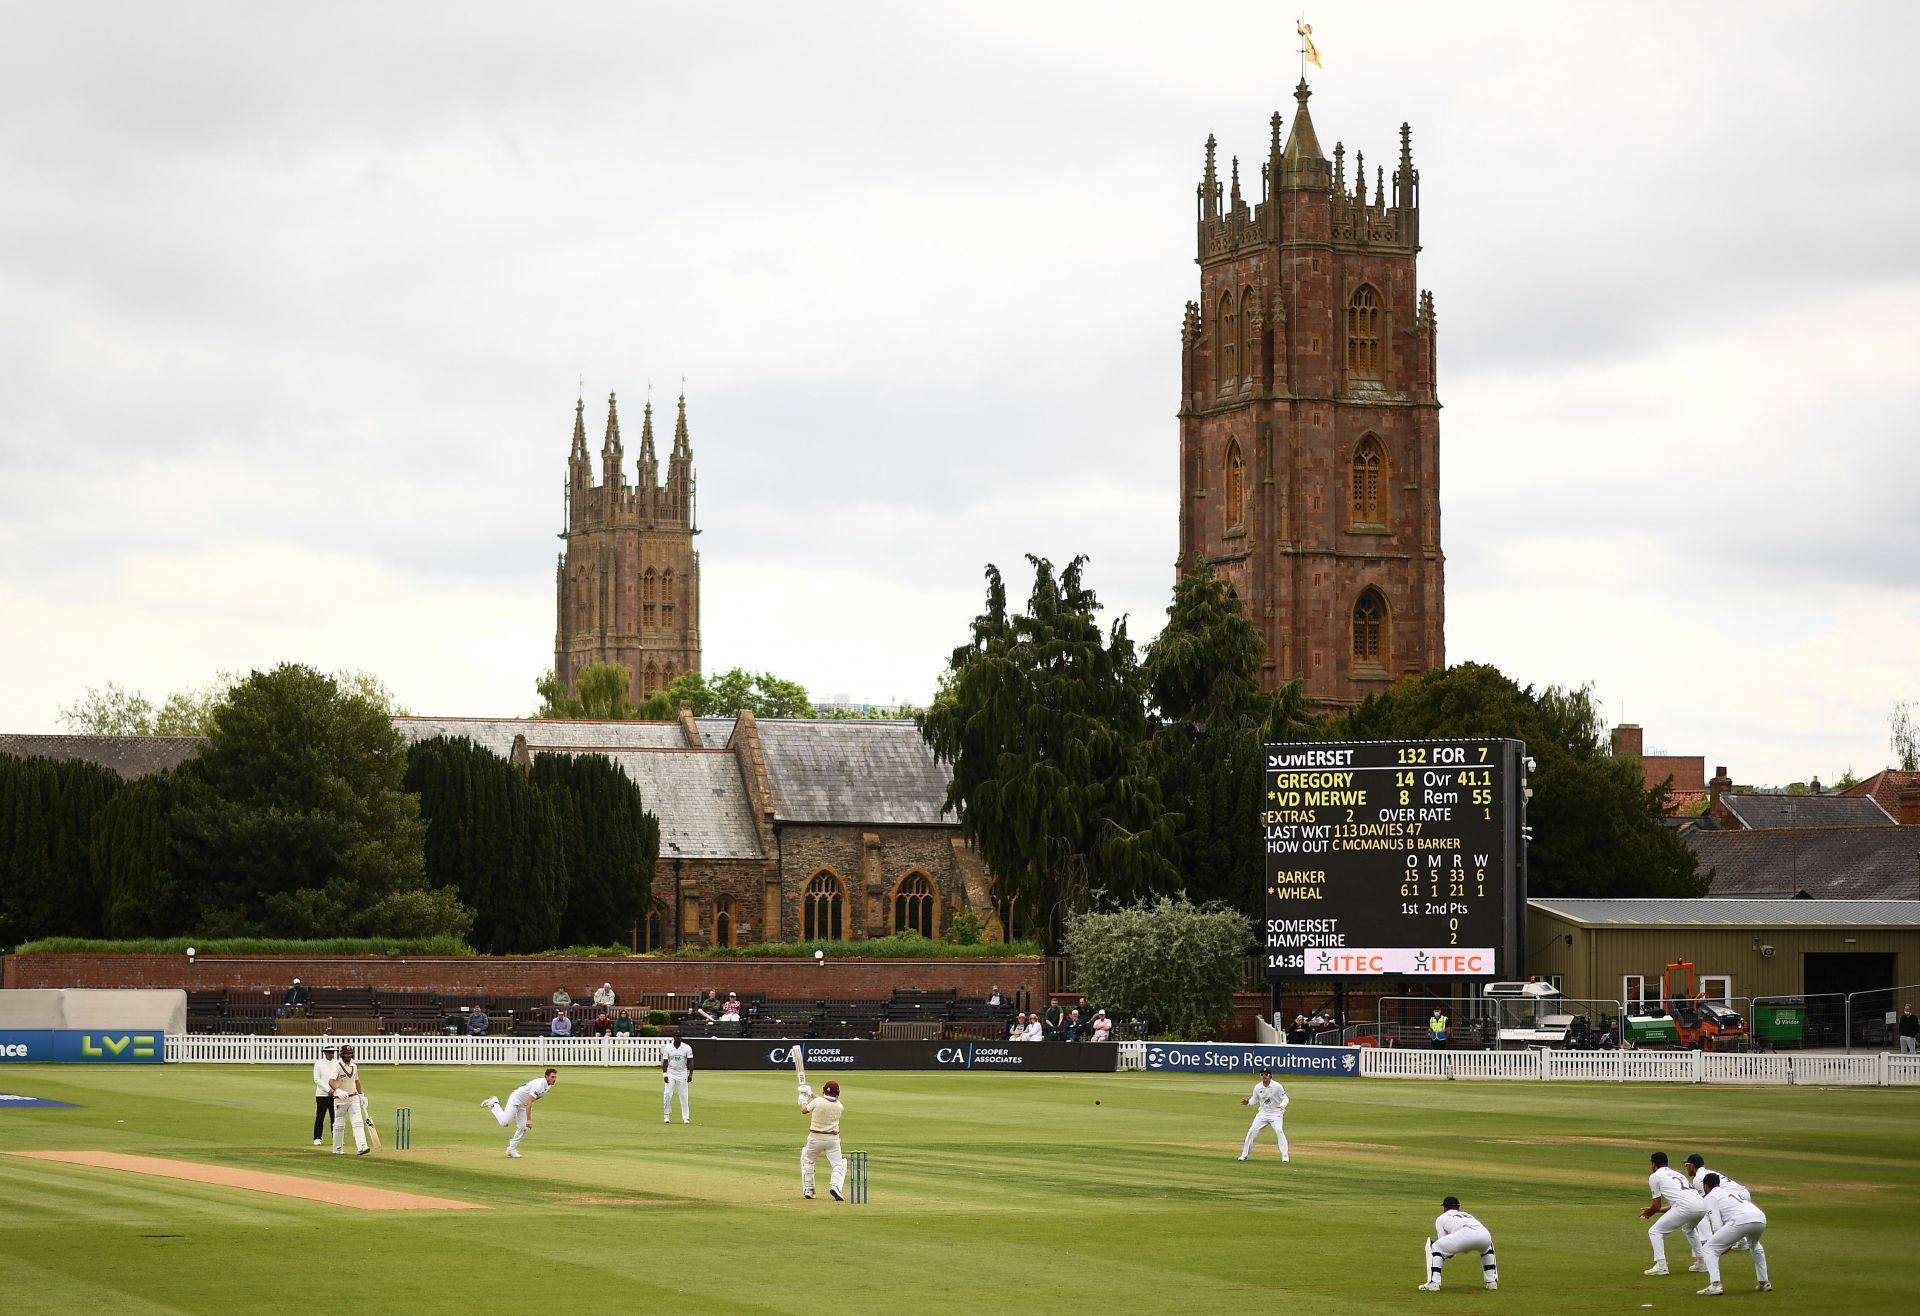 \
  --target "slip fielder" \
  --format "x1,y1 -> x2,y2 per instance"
661,1028 -> 694,1124
1237,1067 -> 1290,1162
1640,1151 -> 1707,1275
482,1067 -> 557,1158
1683,1153 -> 1763,1263
1696,1172 -> 1773,1296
